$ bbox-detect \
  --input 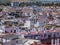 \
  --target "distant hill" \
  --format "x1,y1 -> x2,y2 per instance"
0,0 -> 11,3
